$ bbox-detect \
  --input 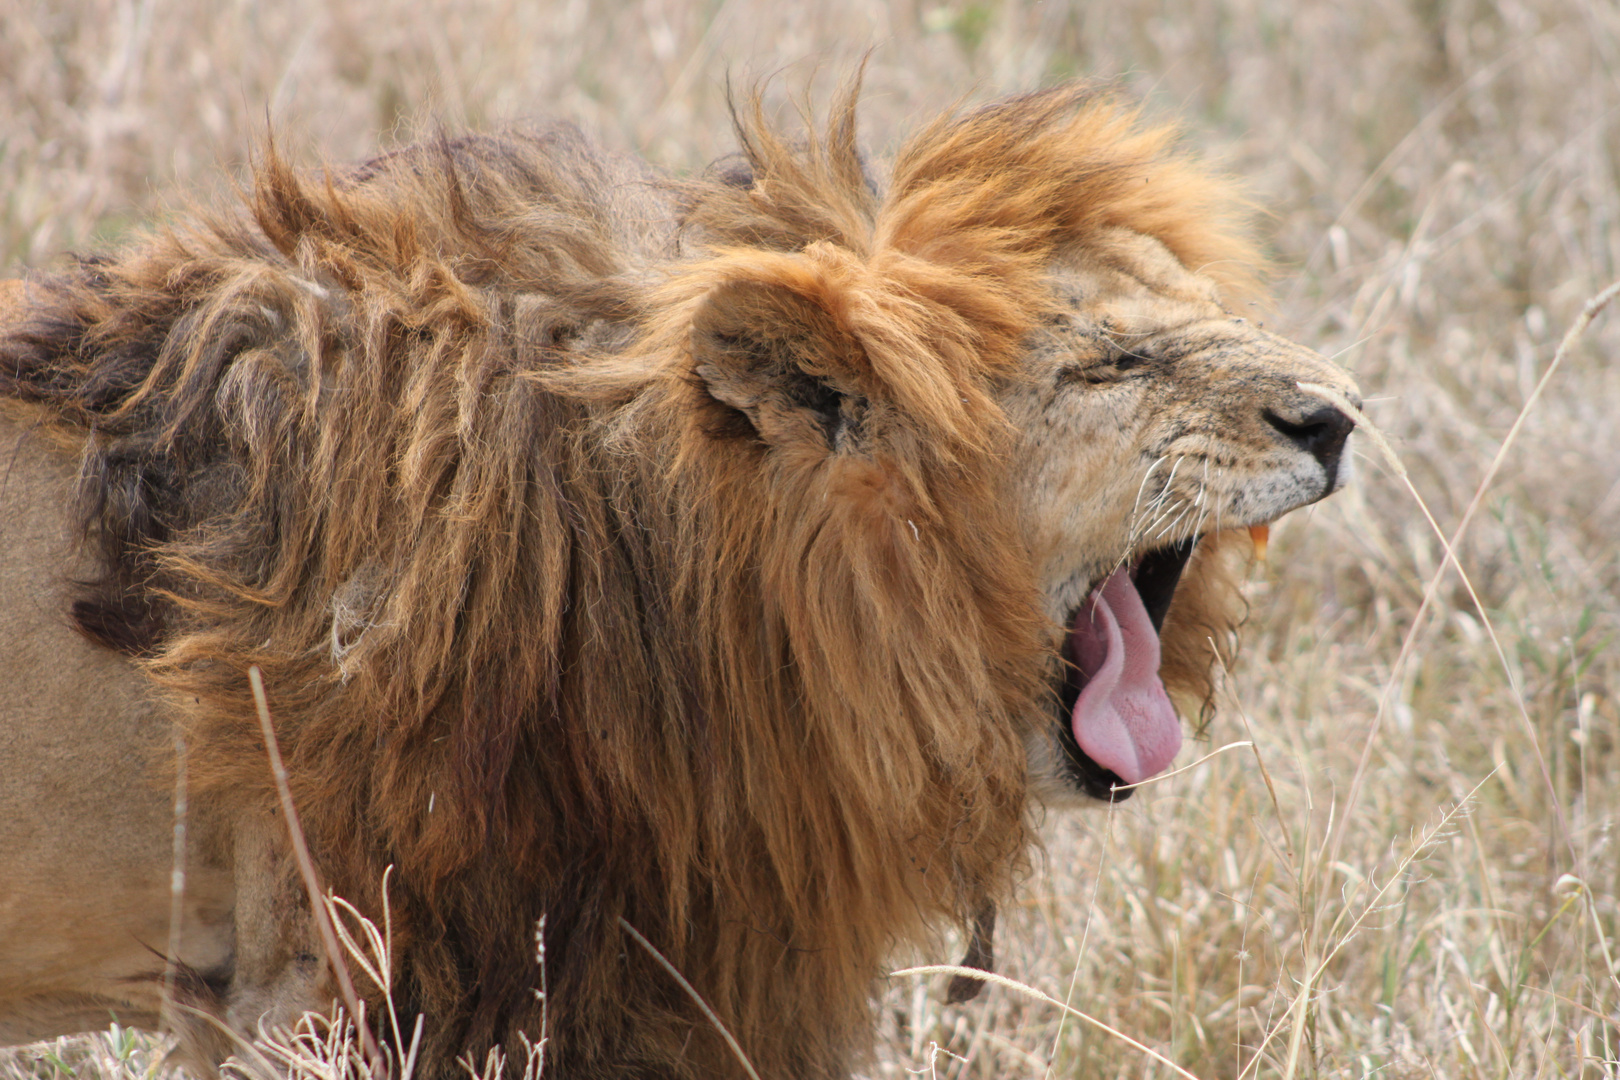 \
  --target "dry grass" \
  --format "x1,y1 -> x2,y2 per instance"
3,0 -> 1619,1077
